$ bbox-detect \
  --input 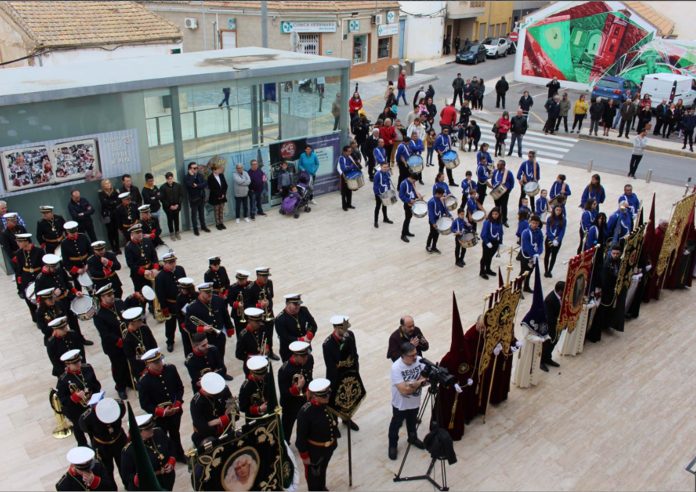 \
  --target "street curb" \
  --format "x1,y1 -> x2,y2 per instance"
577,133 -> 694,158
